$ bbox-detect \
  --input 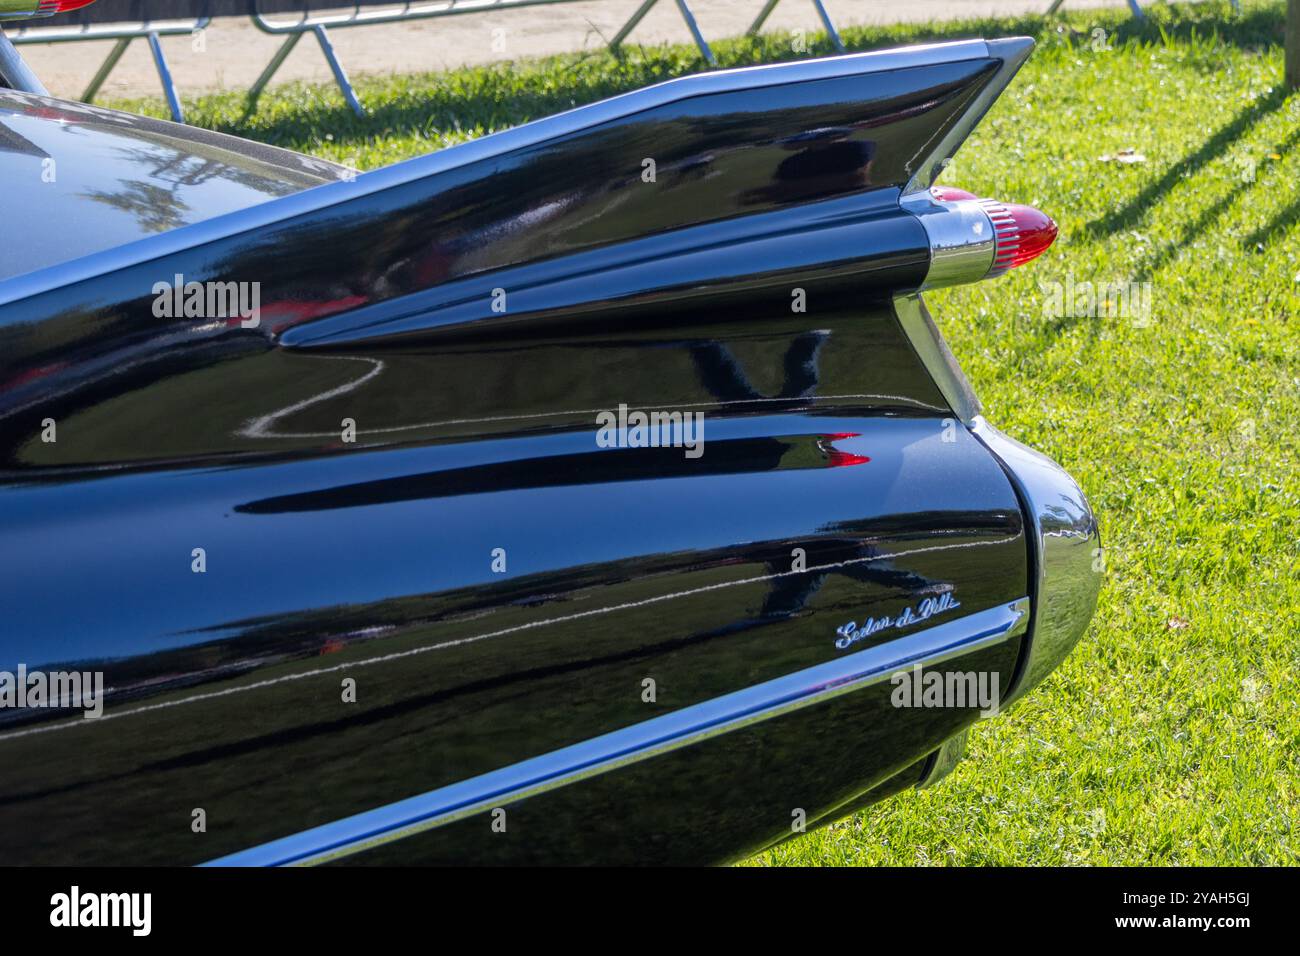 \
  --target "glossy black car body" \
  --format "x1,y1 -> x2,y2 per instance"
0,37 -> 1099,865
